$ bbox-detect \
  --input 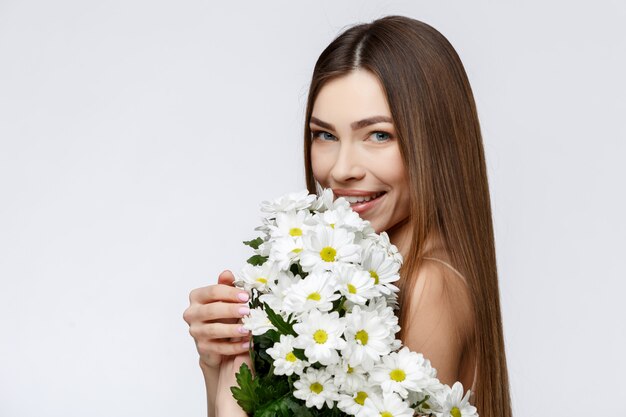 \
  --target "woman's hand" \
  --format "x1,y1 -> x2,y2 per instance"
183,270 -> 252,370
